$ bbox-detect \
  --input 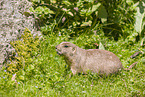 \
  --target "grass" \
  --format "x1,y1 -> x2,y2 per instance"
0,32 -> 144,97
